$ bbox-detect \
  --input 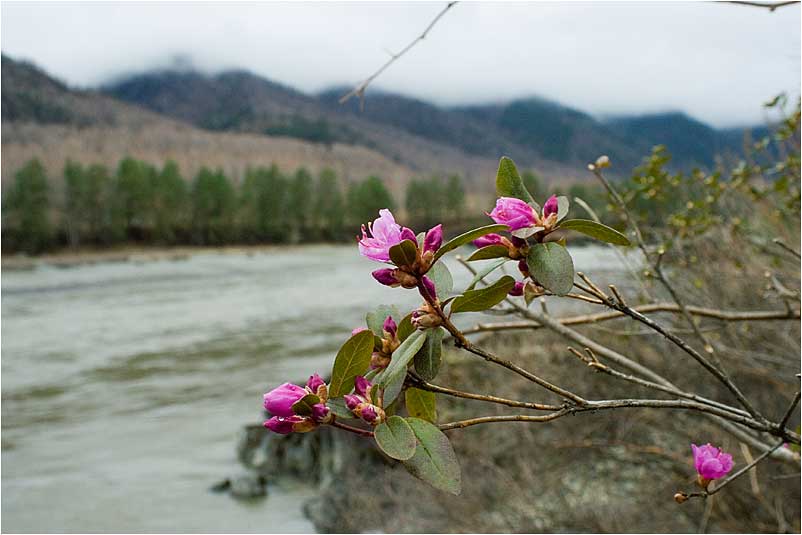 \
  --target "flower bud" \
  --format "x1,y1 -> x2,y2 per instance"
370,351 -> 391,369
344,394 -> 362,411
354,375 -> 372,398
543,195 -> 559,218
423,224 -> 443,254
673,493 -> 688,504
518,259 -> 530,277
263,383 -> 307,417
264,415 -> 316,435
595,155 -> 611,169
361,404 -> 380,424
400,227 -> 417,243
474,233 -> 504,248
395,270 -> 419,289
372,268 -> 399,287
306,373 -> 325,395
382,316 -> 397,338
508,281 -> 524,296
311,403 -> 332,423
420,275 -> 437,301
